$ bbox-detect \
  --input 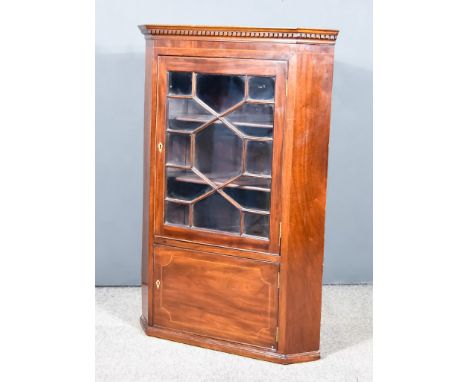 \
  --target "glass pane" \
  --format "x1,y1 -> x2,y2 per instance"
225,175 -> 271,191
168,98 -> 213,132
248,76 -> 275,101
197,74 -> 244,113
195,122 -> 243,183
166,133 -> 191,166
193,193 -> 240,233
246,141 -> 273,176
236,125 -> 272,138
165,201 -> 189,226
244,213 -> 270,238
223,188 -> 271,212
226,103 -> 274,138
168,72 -> 192,95
164,70 -> 276,238
166,168 -> 212,201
